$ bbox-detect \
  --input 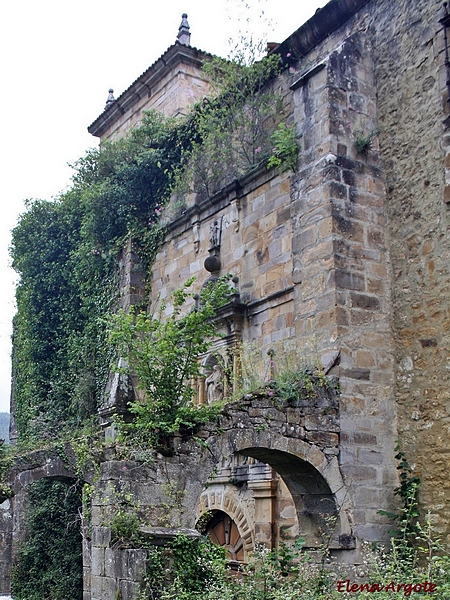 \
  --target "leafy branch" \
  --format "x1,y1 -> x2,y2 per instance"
109,276 -> 232,447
